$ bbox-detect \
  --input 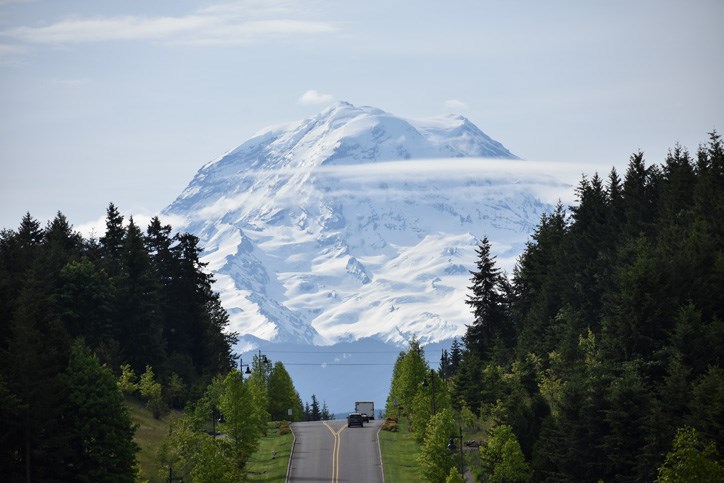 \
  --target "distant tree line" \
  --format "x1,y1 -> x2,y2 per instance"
0,203 -> 237,481
387,132 -> 724,481
302,393 -> 333,421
